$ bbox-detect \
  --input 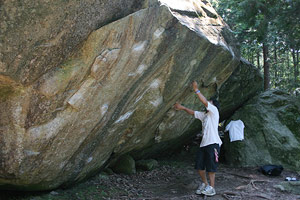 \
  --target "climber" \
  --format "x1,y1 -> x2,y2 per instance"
174,81 -> 222,197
